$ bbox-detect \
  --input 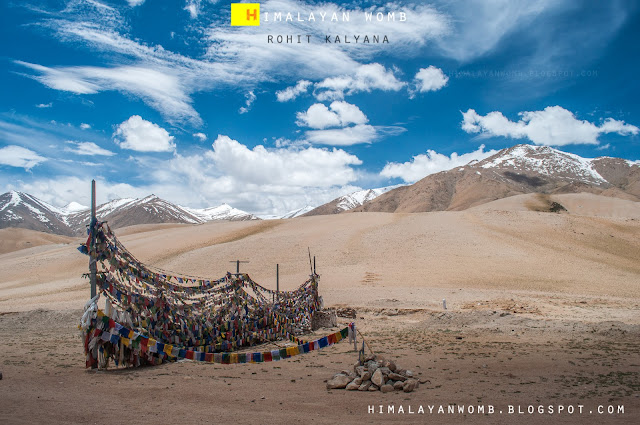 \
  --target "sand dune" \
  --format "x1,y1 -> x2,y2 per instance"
1,193 -> 638,312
